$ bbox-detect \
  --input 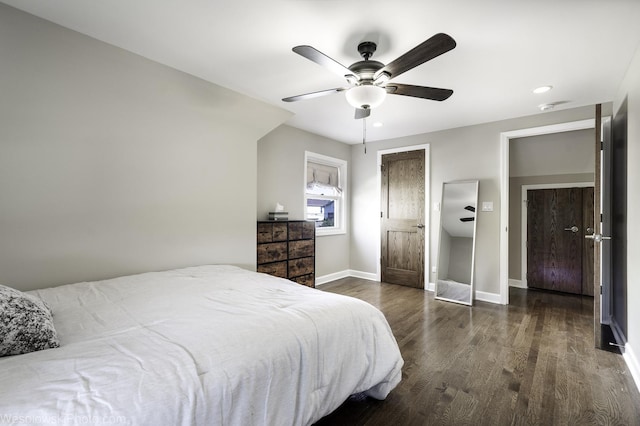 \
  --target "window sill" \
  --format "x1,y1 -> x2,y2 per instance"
316,228 -> 346,237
